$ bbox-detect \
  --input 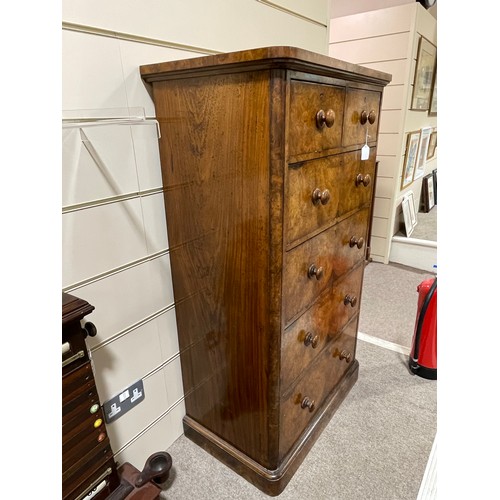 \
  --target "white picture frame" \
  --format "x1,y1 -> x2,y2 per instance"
402,191 -> 418,237
413,126 -> 432,181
